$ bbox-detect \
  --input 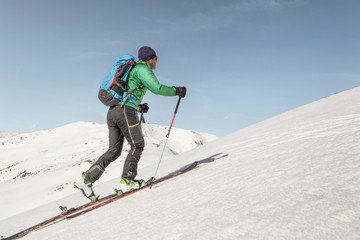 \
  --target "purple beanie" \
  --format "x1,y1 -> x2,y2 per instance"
138,46 -> 157,61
